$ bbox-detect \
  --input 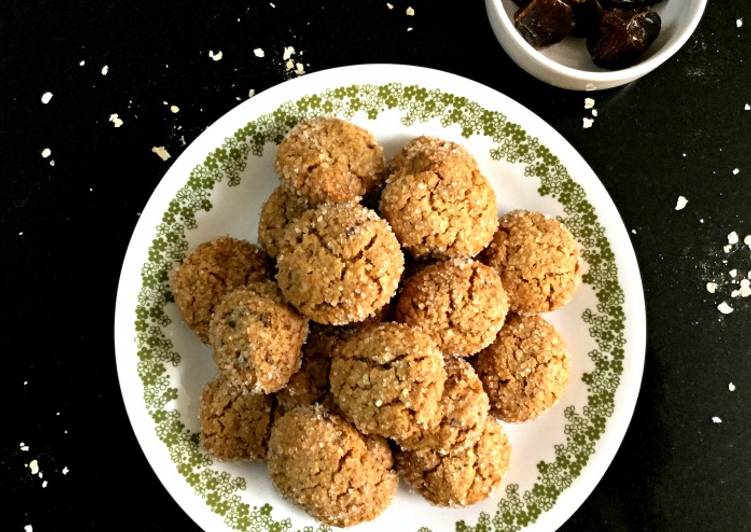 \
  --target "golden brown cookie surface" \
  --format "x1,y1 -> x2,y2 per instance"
379,137 -> 497,259
474,314 -> 570,422
267,405 -> 397,527
199,374 -> 273,461
276,202 -> 404,325
258,186 -> 310,258
398,356 -> 489,454
171,236 -> 272,342
397,420 -> 511,507
481,210 -> 581,315
329,322 -> 446,443
395,258 -> 508,356
275,117 -> 385,204
209,281 -> 308,394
